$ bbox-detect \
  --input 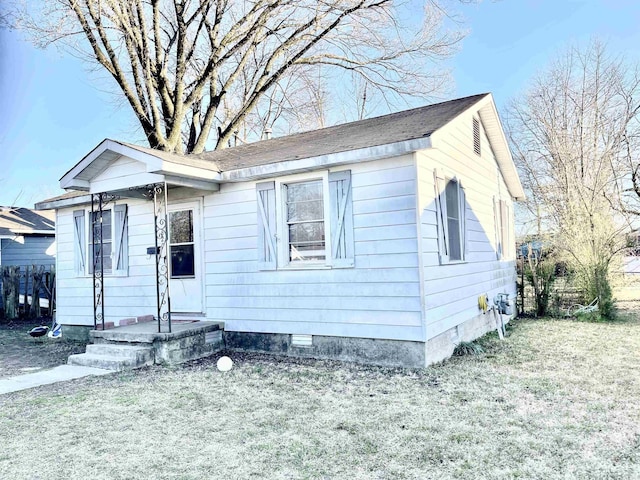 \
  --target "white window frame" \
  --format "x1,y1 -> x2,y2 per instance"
168,208 -> 196,279
443,177 -> 465,263
275,171 -> 332,269
76,205 -> 128,277
434,169 -> 467,265
87,208 -> 114,276
497,198 -> 511,260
